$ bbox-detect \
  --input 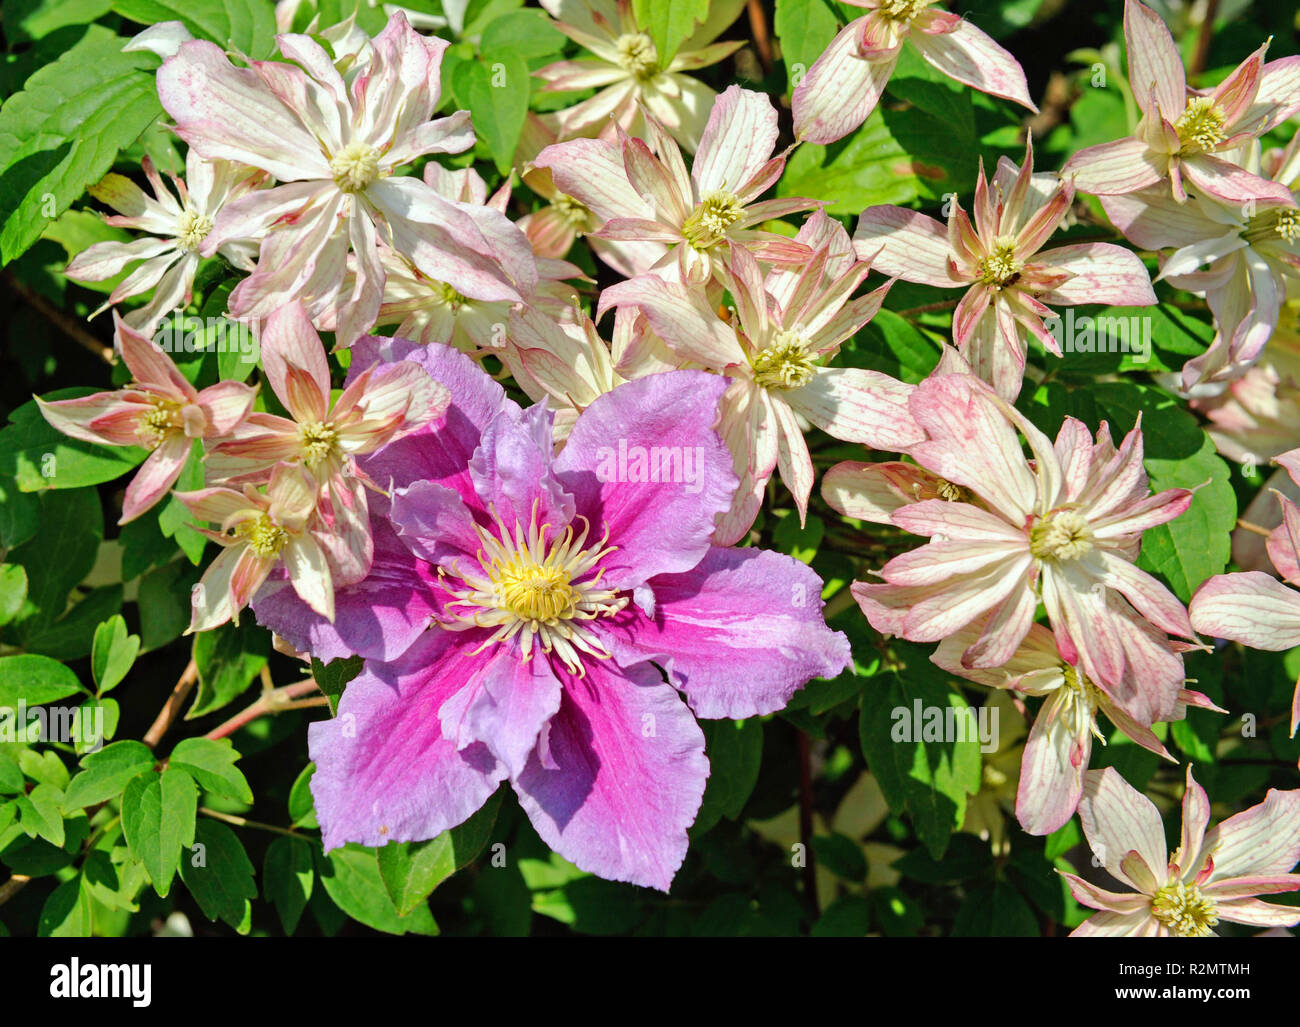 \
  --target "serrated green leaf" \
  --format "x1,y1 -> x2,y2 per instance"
91,614 -> 140,695
168,737 -> 253,803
